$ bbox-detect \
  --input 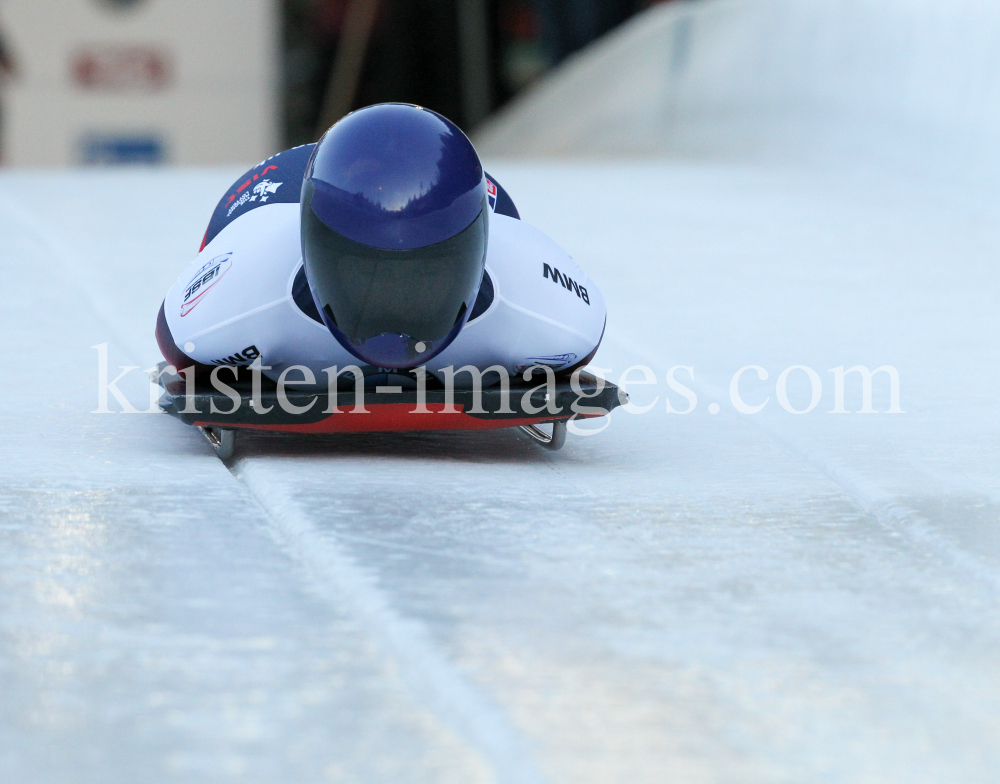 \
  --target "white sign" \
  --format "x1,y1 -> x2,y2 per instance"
0,0 -> 278,166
